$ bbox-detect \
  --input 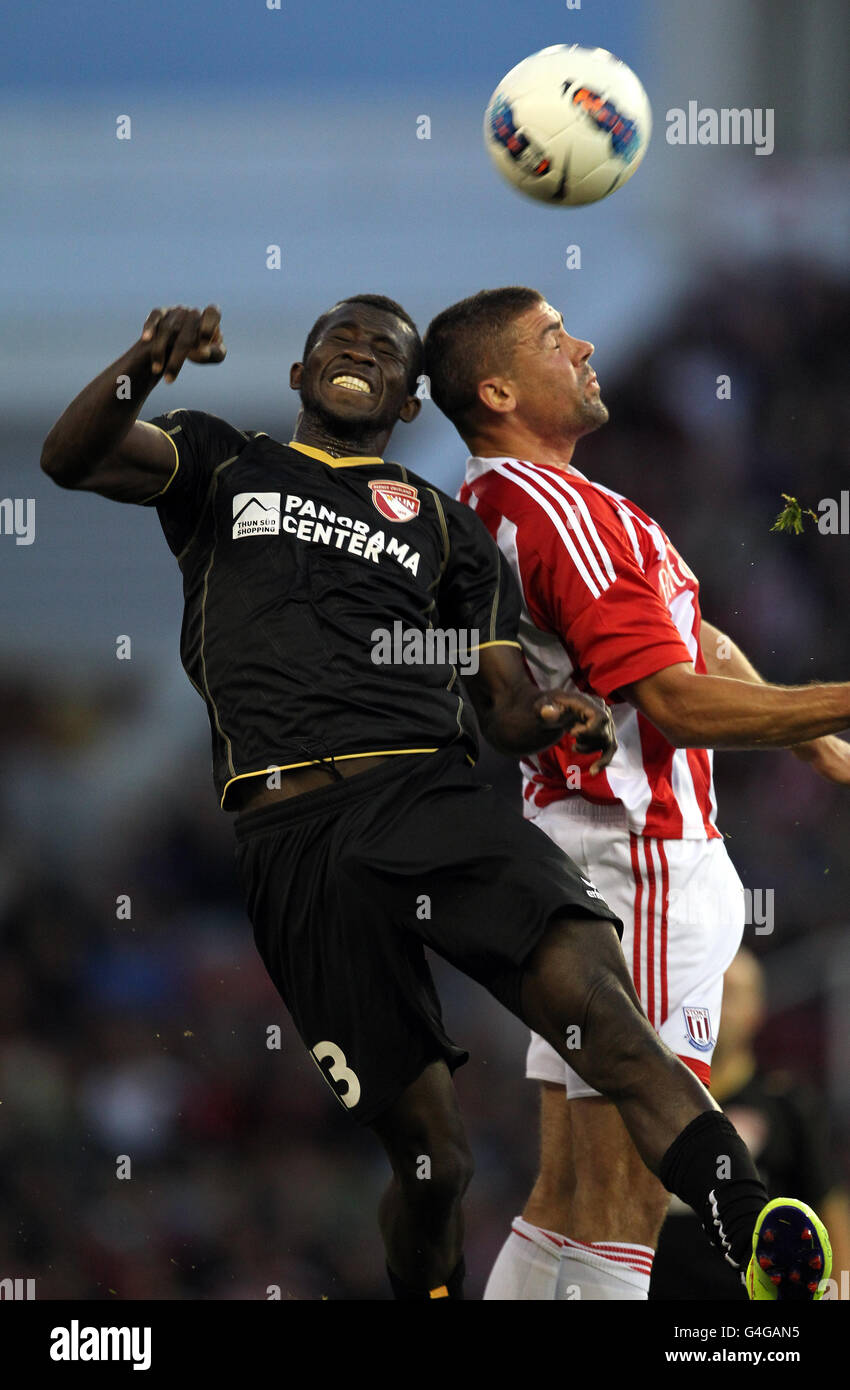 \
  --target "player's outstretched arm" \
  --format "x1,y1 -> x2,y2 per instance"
464,643 -> 616,773
40,305 -> 225,503
626,659 -> 850,752
700,619 -> 850,783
